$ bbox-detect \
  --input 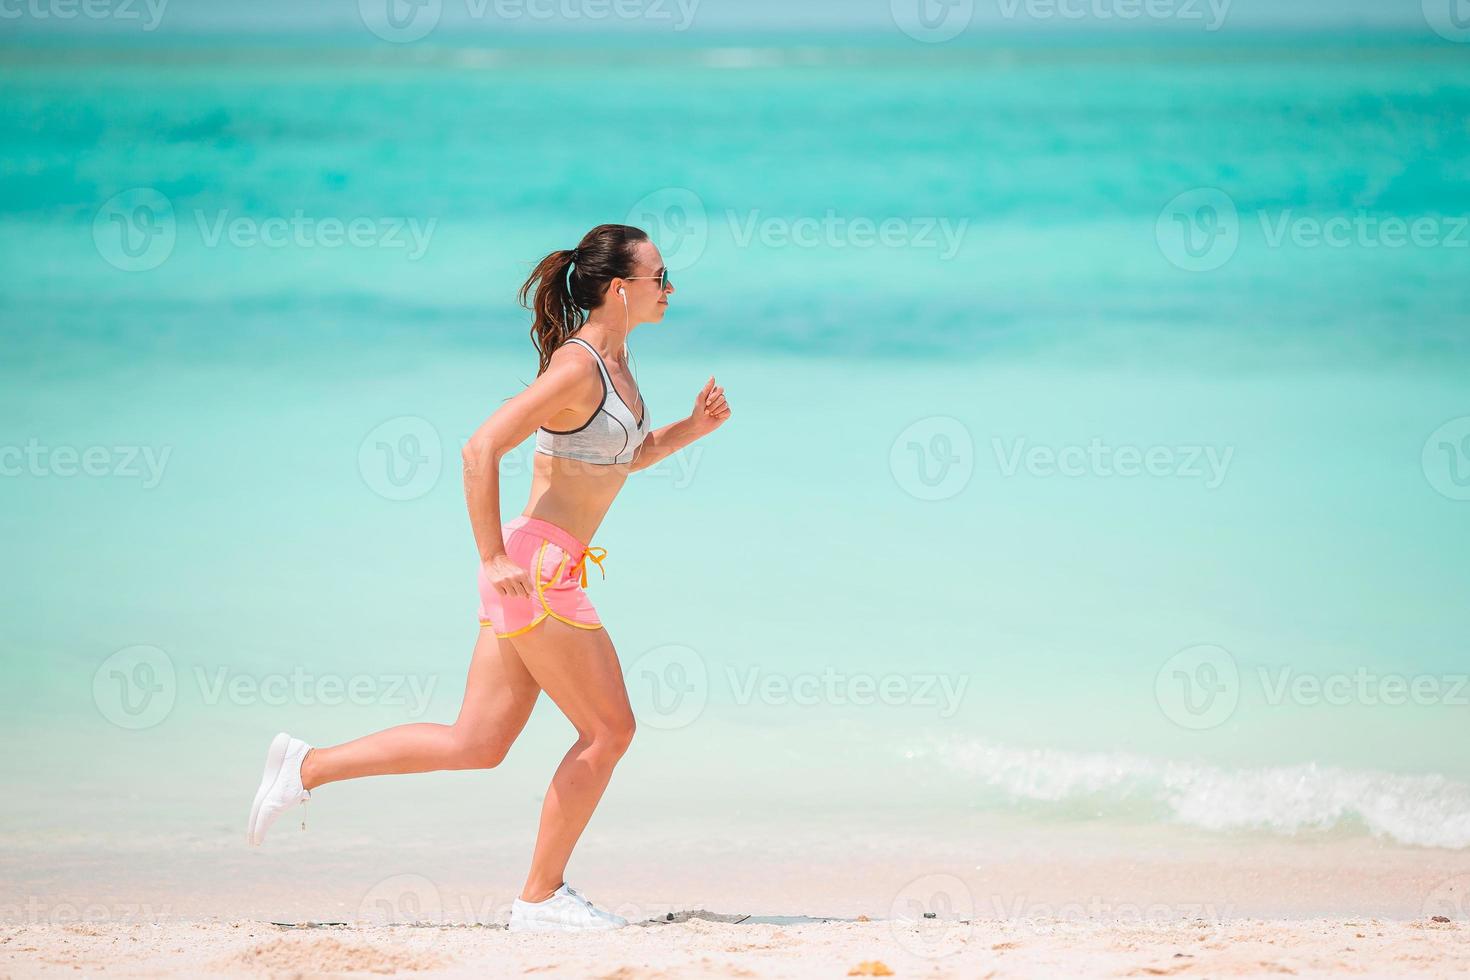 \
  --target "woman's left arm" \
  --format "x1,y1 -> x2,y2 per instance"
630,376 -> 730,472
